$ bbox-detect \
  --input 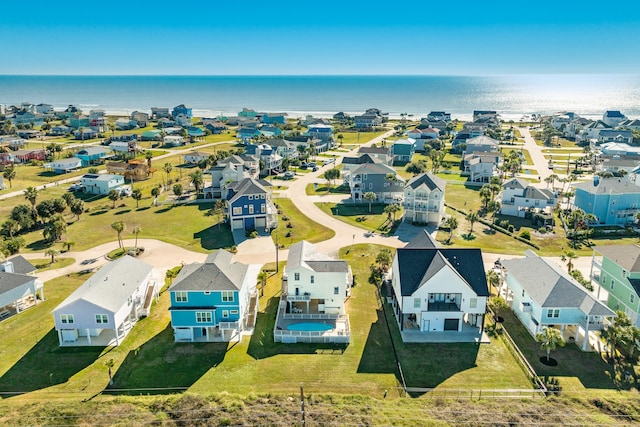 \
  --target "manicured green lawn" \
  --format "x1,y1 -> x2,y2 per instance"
336,130 -> 388,147
315,202 -> 402,235
30,257 -> 75,271
305,183 -> 351,196
272,198 -> 335,248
